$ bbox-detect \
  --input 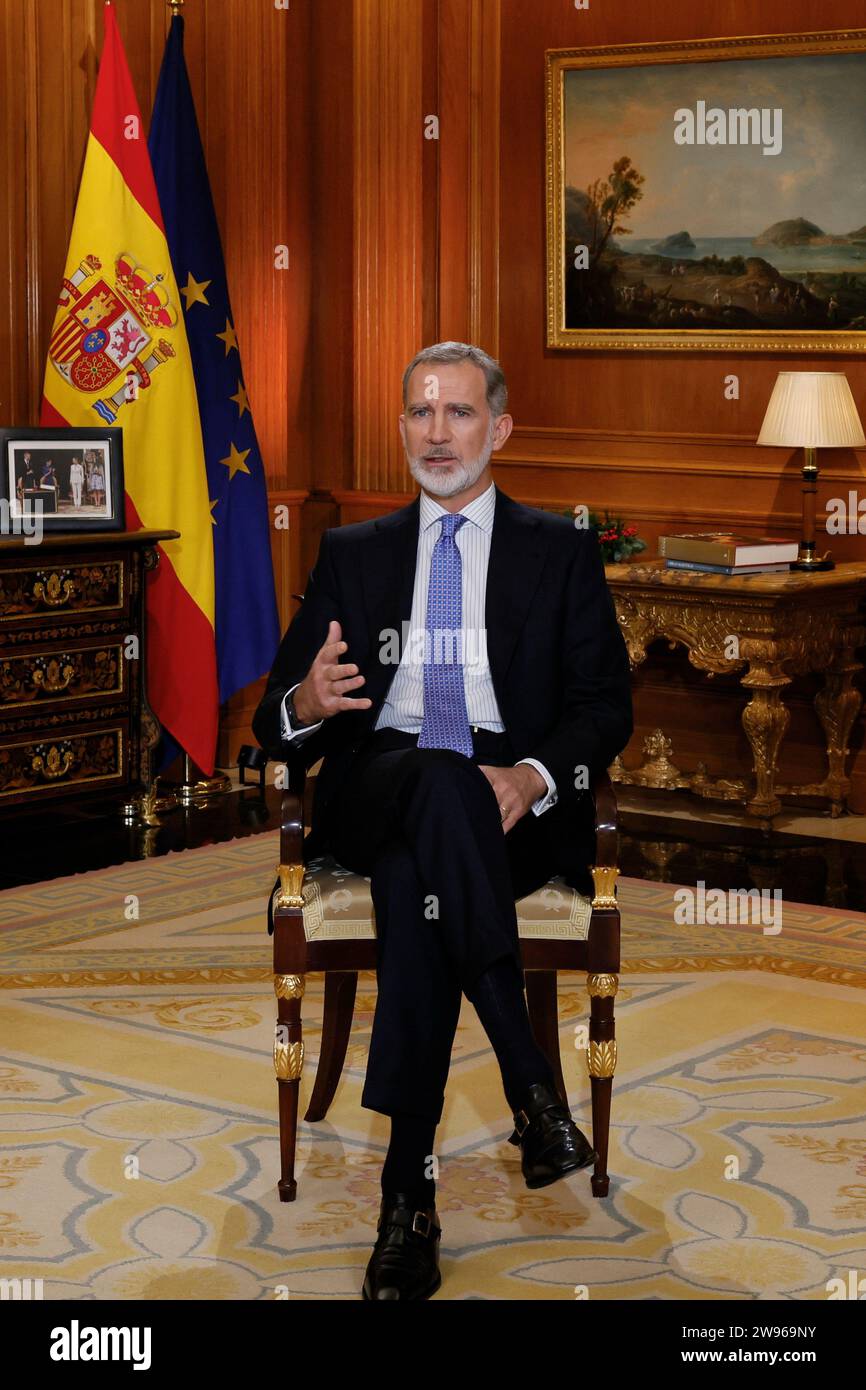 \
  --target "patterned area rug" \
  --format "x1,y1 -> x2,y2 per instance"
1,833 -> 865,1300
